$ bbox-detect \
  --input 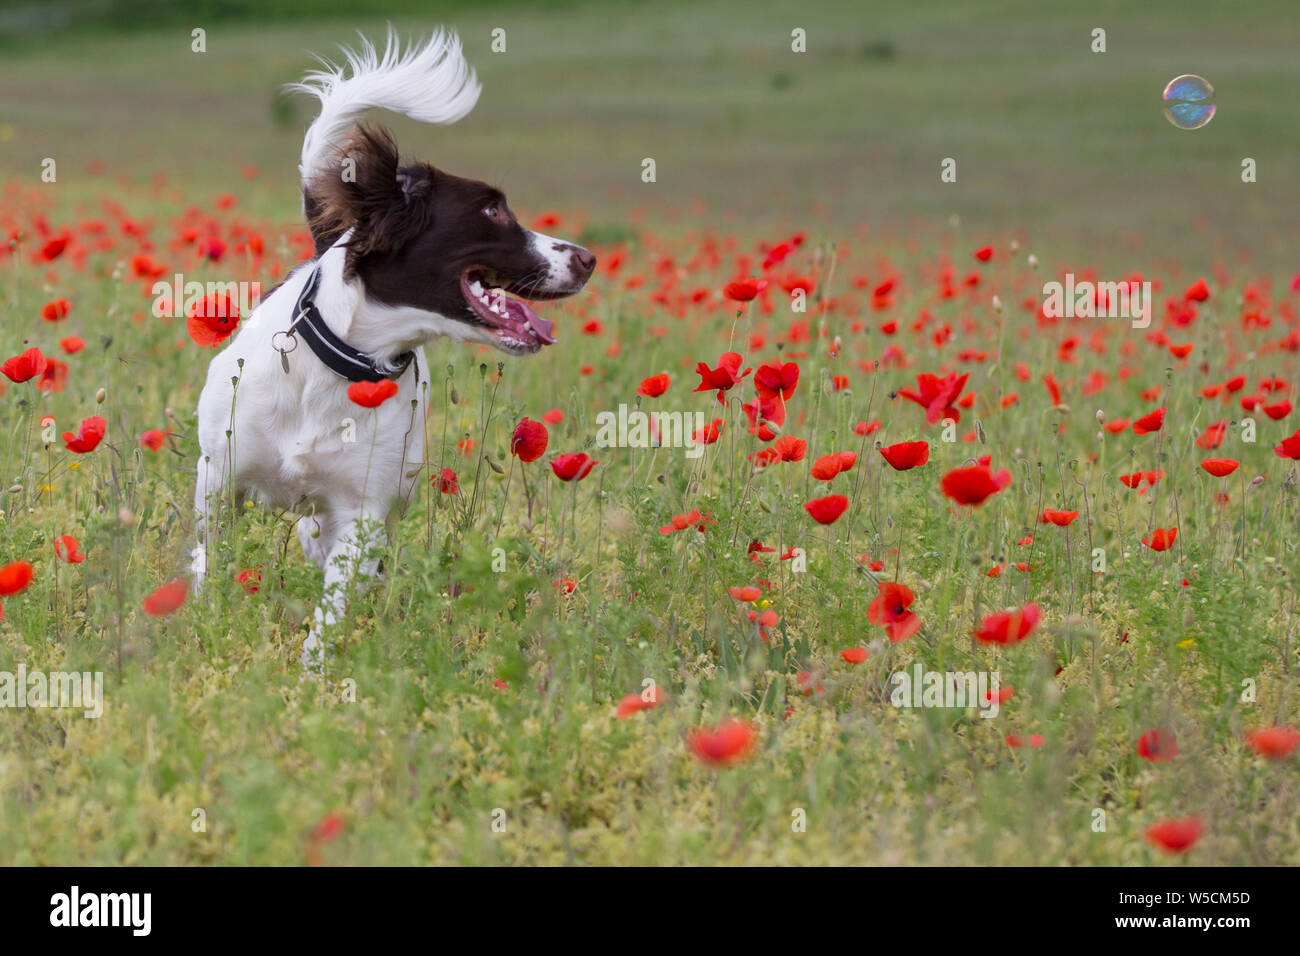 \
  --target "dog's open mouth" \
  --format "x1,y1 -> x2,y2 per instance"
460,267 -> 572,353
